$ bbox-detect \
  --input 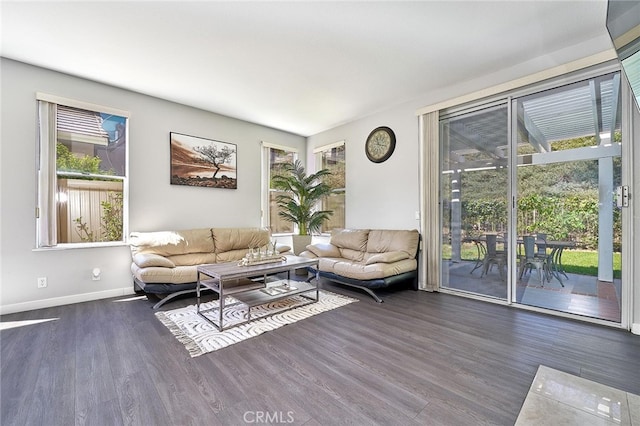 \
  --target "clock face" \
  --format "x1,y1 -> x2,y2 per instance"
365,126 -> 395,163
